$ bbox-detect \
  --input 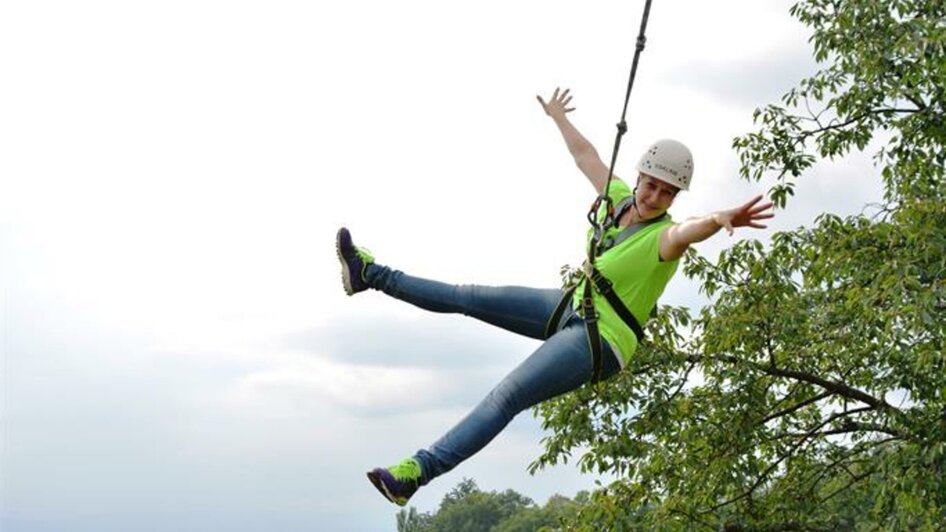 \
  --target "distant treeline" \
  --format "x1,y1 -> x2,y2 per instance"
395,478 -> 587,532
